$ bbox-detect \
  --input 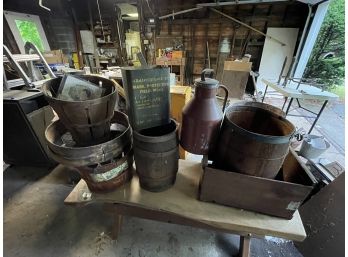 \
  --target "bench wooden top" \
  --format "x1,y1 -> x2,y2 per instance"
65,160 -> 307,241
262,78 -> 339,101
